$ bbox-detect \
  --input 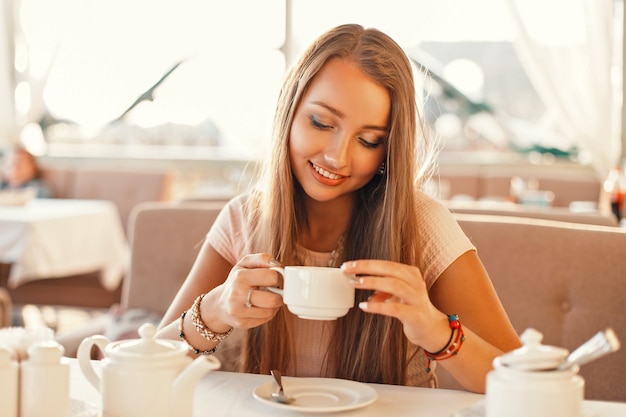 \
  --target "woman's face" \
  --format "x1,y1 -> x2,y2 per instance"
289,58 -> 390,203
